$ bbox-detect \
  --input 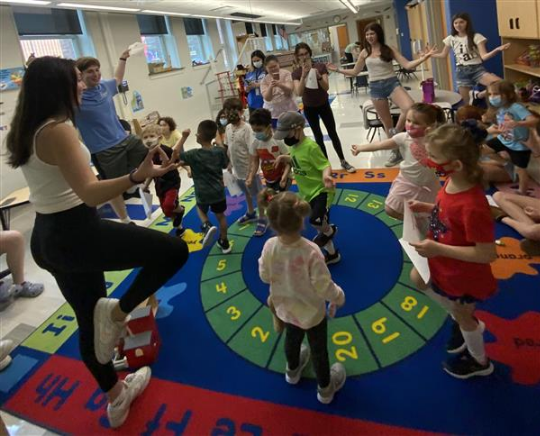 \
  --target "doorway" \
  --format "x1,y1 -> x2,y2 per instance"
356,16 -> 382,45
